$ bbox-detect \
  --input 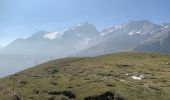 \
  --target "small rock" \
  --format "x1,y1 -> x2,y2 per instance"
32,89 -> 39,94
18,80 -> 27,84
